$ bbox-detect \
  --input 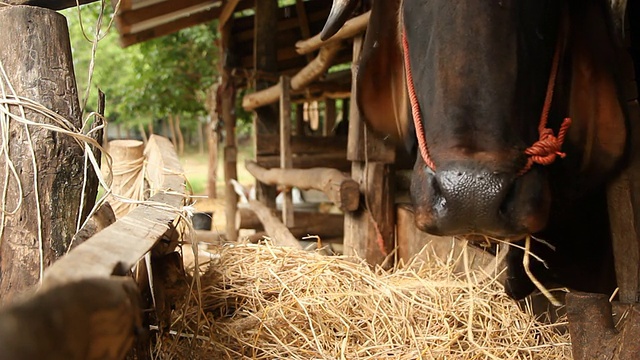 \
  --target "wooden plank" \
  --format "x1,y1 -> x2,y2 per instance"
396,205 -> 502,272
246,161 -> 359,211
0,277 -> 142,360
280,76 -> 294,227
117,1 -> 253,48
256,152 -> 350,172
343,162 -> 395,266
117,0 -> 219,33
242,42 -> 343,110
296,11 -> 370,55
43,135 -> 185,288
607,172 -> 640,303
236,208 -> 344,239
256,134 -> 347,156
247,200 -> 302,248
0,5 -> 85,304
